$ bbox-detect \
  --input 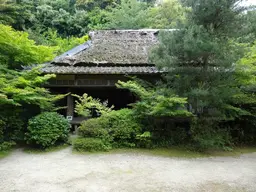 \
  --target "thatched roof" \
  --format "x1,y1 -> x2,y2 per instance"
42,64 -> 161,75
53,29 -> 160,66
